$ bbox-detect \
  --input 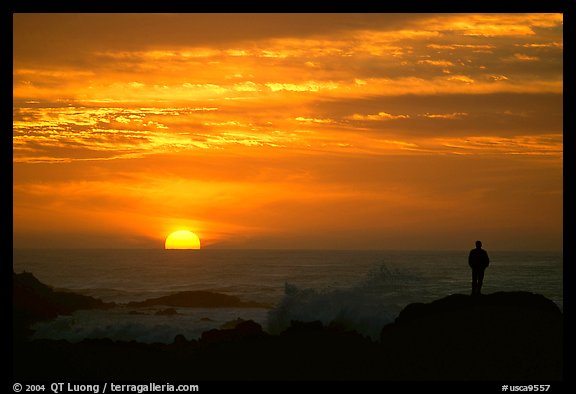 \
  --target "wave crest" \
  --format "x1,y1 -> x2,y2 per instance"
267,263 -> 421,339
